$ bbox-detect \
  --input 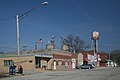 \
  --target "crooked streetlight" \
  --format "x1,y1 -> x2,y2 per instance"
16,1 -> 48,72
